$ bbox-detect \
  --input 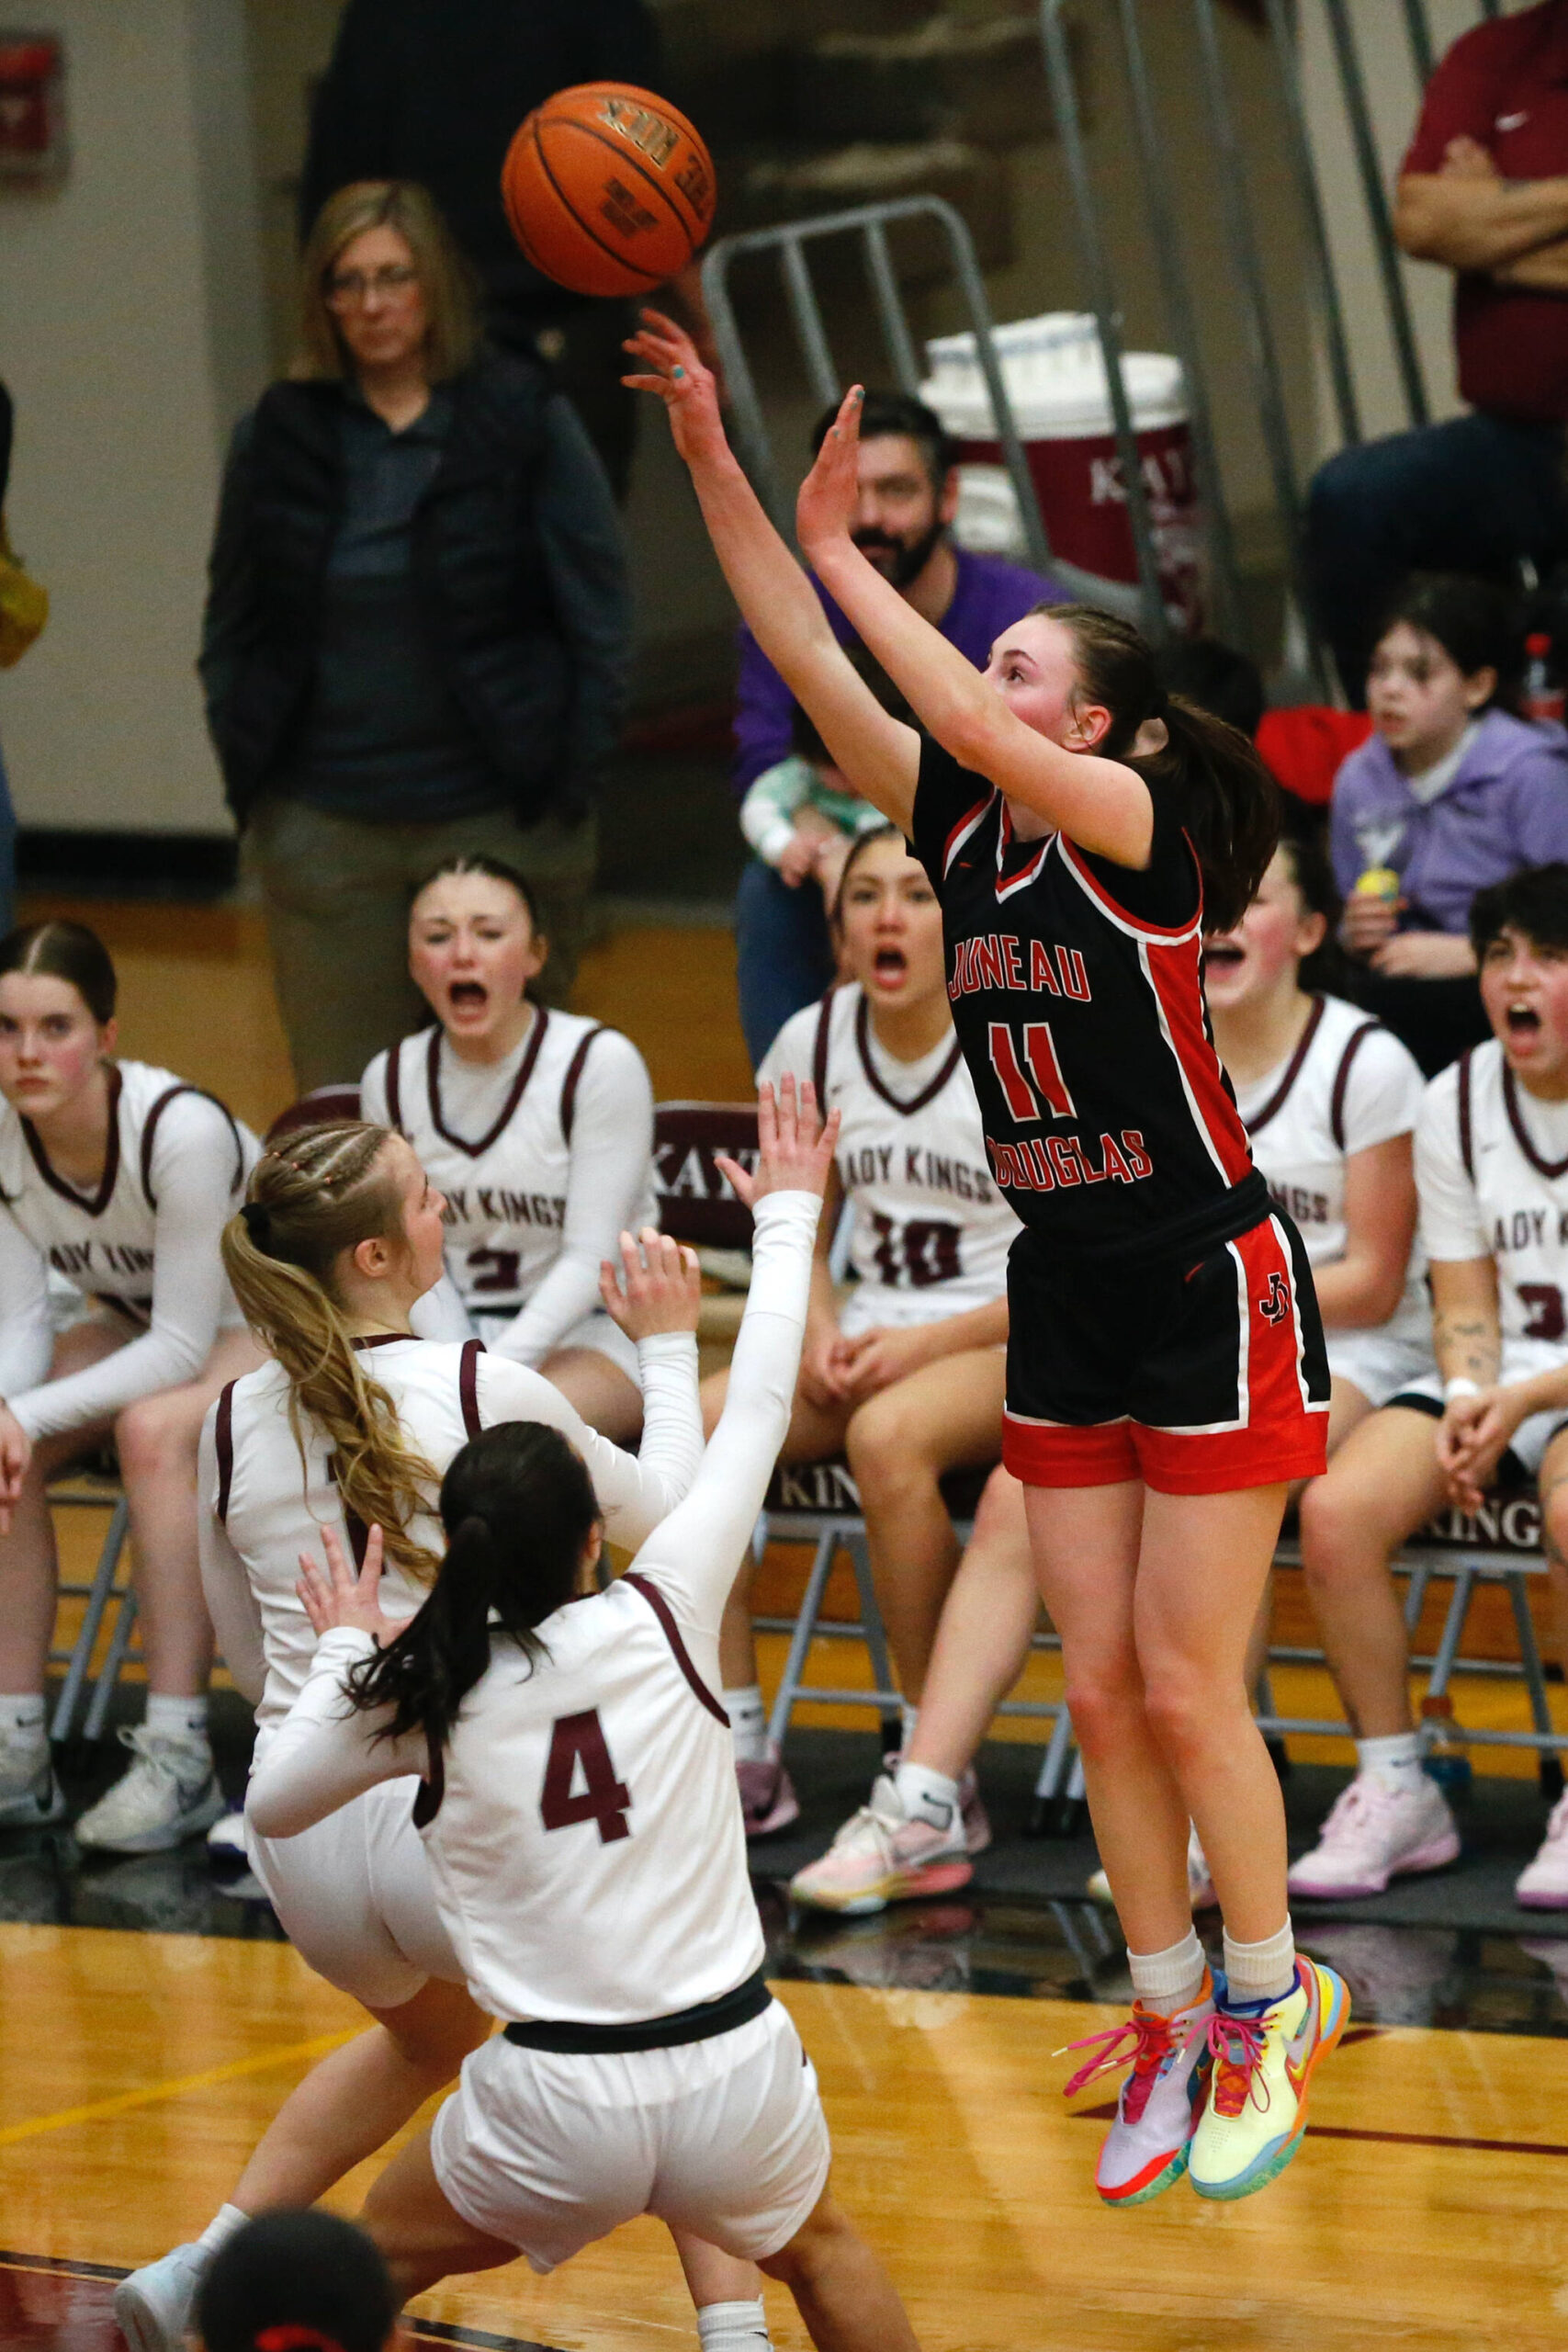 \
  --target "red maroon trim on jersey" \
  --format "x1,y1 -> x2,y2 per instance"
1244,995 -> 1326,1140
426,1006 -> 551,1159
854,991 -> 964,1115
384,1041 -> 404,1136
559,1025 -> 607,1146
349,1333 -> 408,1350
993,802 -> 1054,903
214,1379 -> 237,1524
1504,1060 -> 1568,1180
811,986 -> 840,1105
140,1083 -> 245,1212
1057,833 -> 1202,943
1142,934 -> 1254,1187
942,792 -> 994,878
458,1337 -> 484,1438
23,1062 -> 122,1217
624,1572 -> 730,1725
1328,1018 -> 1382,1154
